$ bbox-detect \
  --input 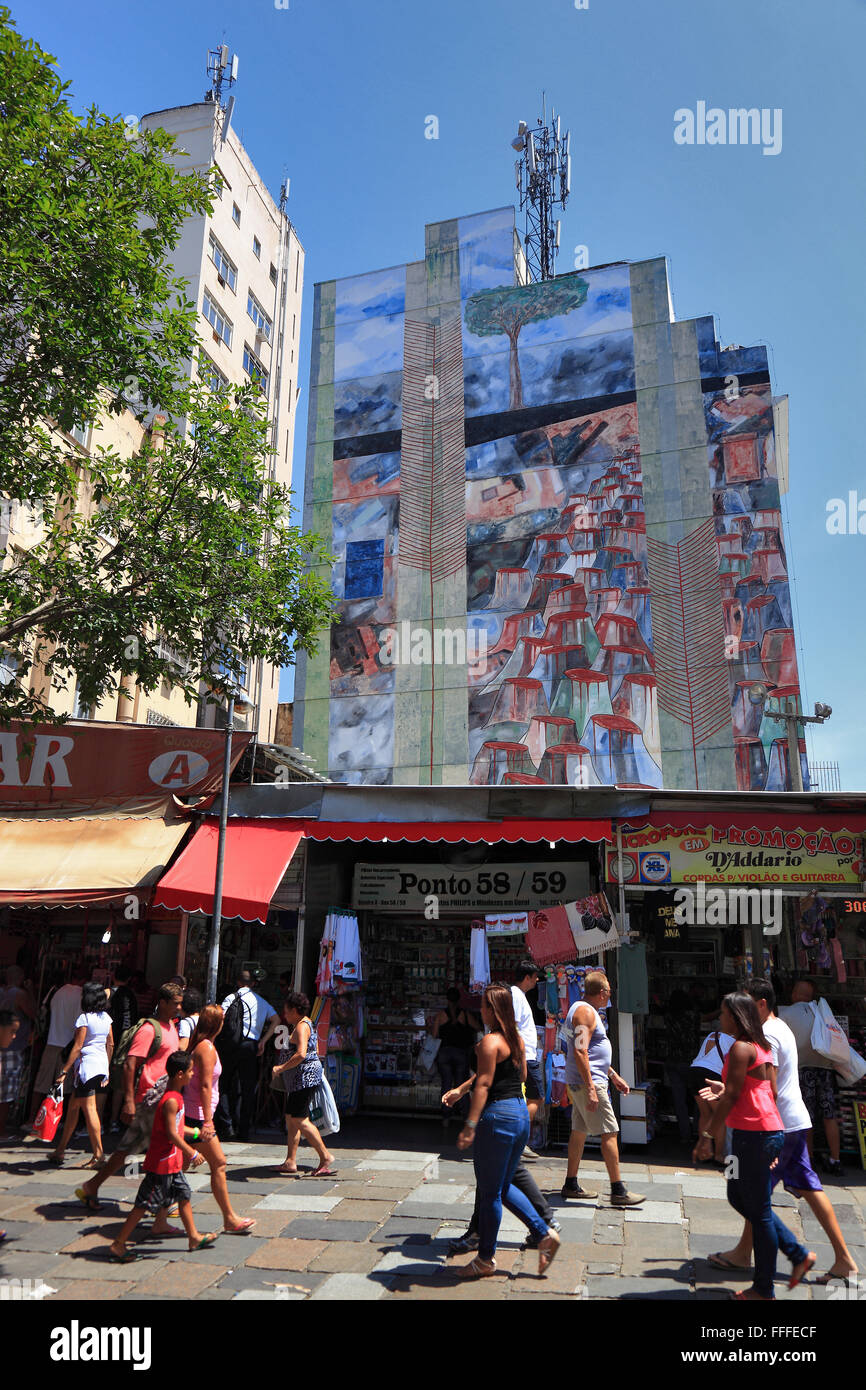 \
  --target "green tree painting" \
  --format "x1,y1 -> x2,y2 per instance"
464,276 -> 589,411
